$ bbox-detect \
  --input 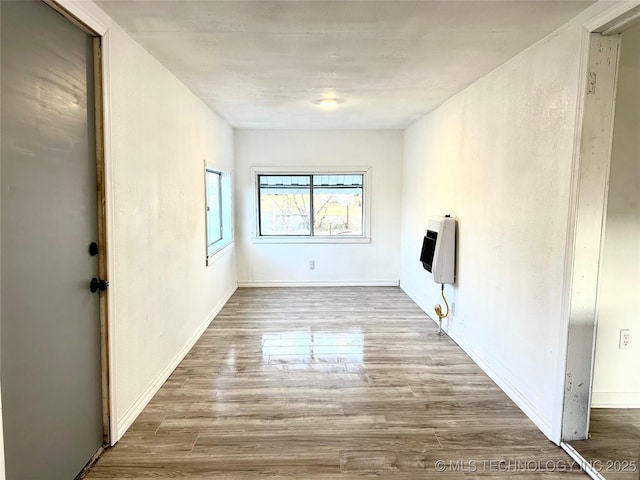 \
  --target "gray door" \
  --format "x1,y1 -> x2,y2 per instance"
1,1 -> 104,478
